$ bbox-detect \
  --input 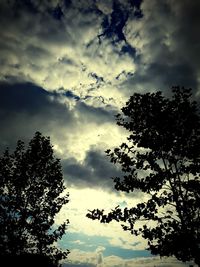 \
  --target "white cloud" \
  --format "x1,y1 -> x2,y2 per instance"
66,249 -> 96,265
103,256 -> 197,267
65,249 -> 197,267
72,240 -> 86,245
